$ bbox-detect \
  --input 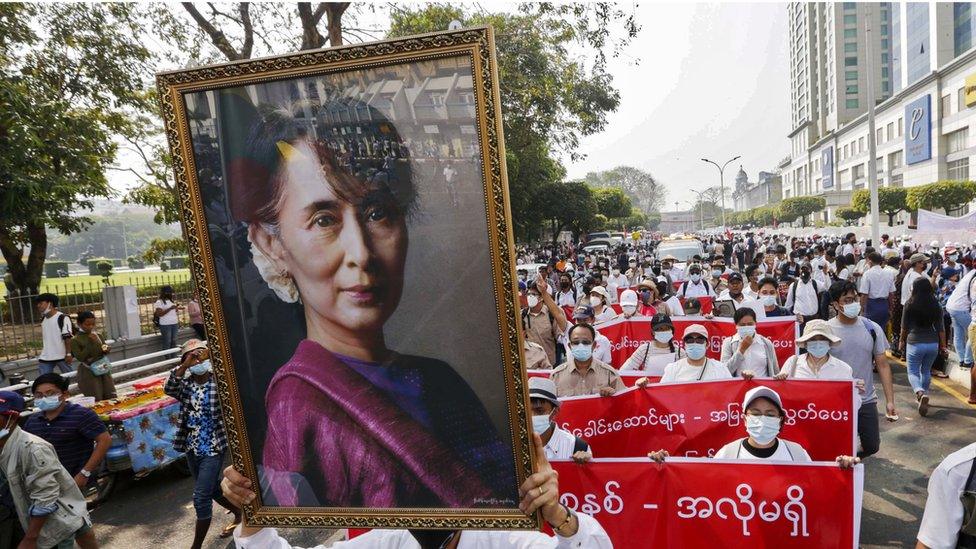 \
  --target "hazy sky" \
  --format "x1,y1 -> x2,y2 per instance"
564,2 -> 791,212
